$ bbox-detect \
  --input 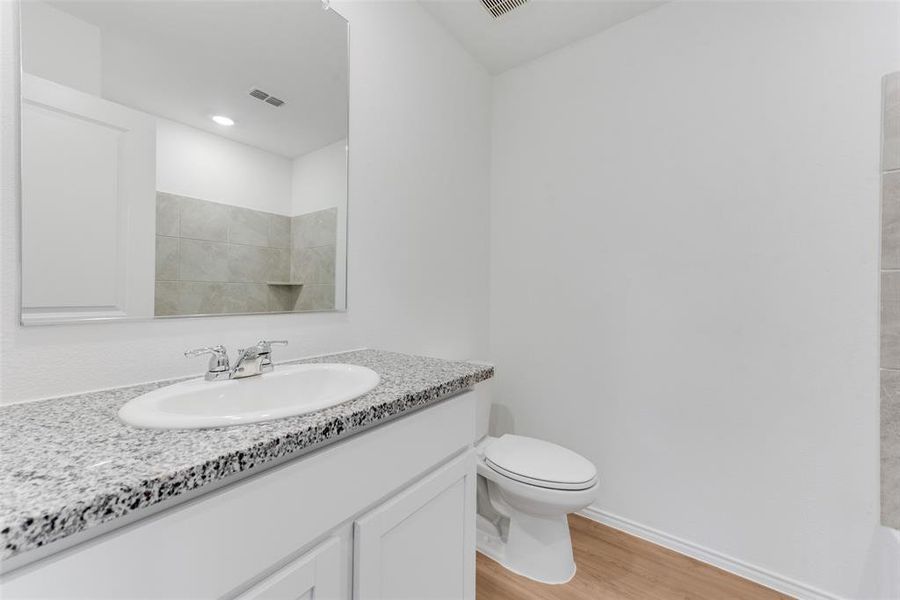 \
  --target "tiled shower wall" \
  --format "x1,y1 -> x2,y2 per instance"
154,193 -> 336,315
881,72 -> 900,529
291,208 -> 337,311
